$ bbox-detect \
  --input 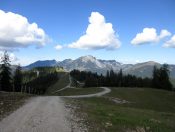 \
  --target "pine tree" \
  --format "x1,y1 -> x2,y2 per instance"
0,51 -> 12,91
152,66 -> 160,88
152,64 -> 172,90
14,64 -> 23,92
118,69 -> 123,87
159,64 -> 172,90
109,69 -> 115,86
105,70 -> 110,86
